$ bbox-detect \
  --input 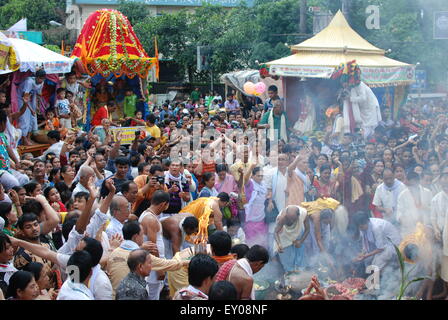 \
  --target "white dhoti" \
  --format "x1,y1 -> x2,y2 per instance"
348,82 -> 381,138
